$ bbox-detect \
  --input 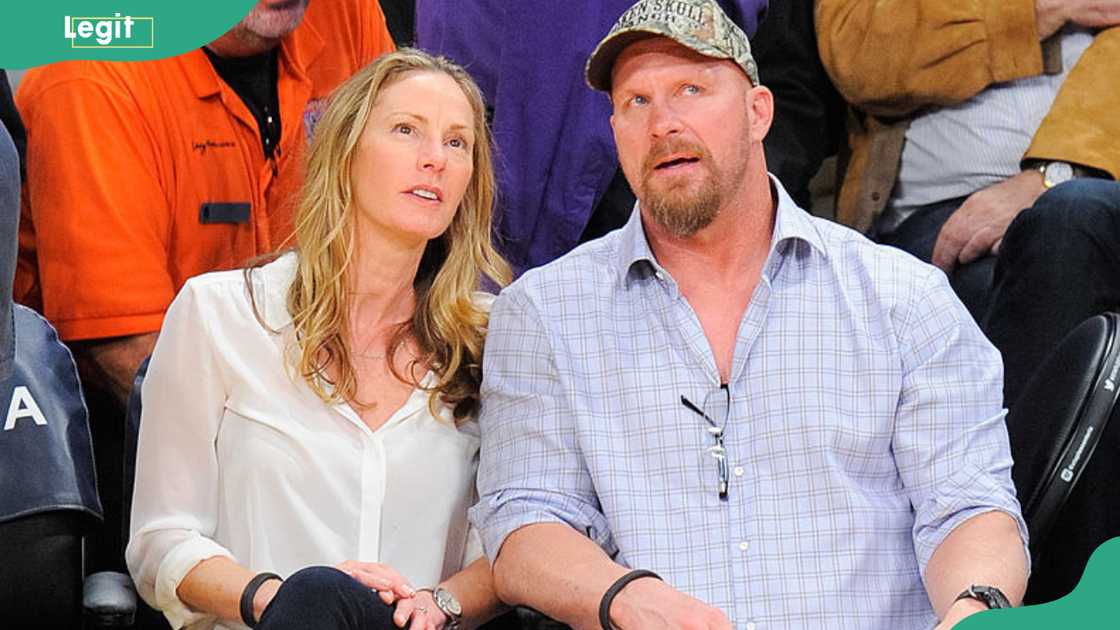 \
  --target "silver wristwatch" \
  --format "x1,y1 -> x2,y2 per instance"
1028,160 -> 1095,189
419,586 -> 463,629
